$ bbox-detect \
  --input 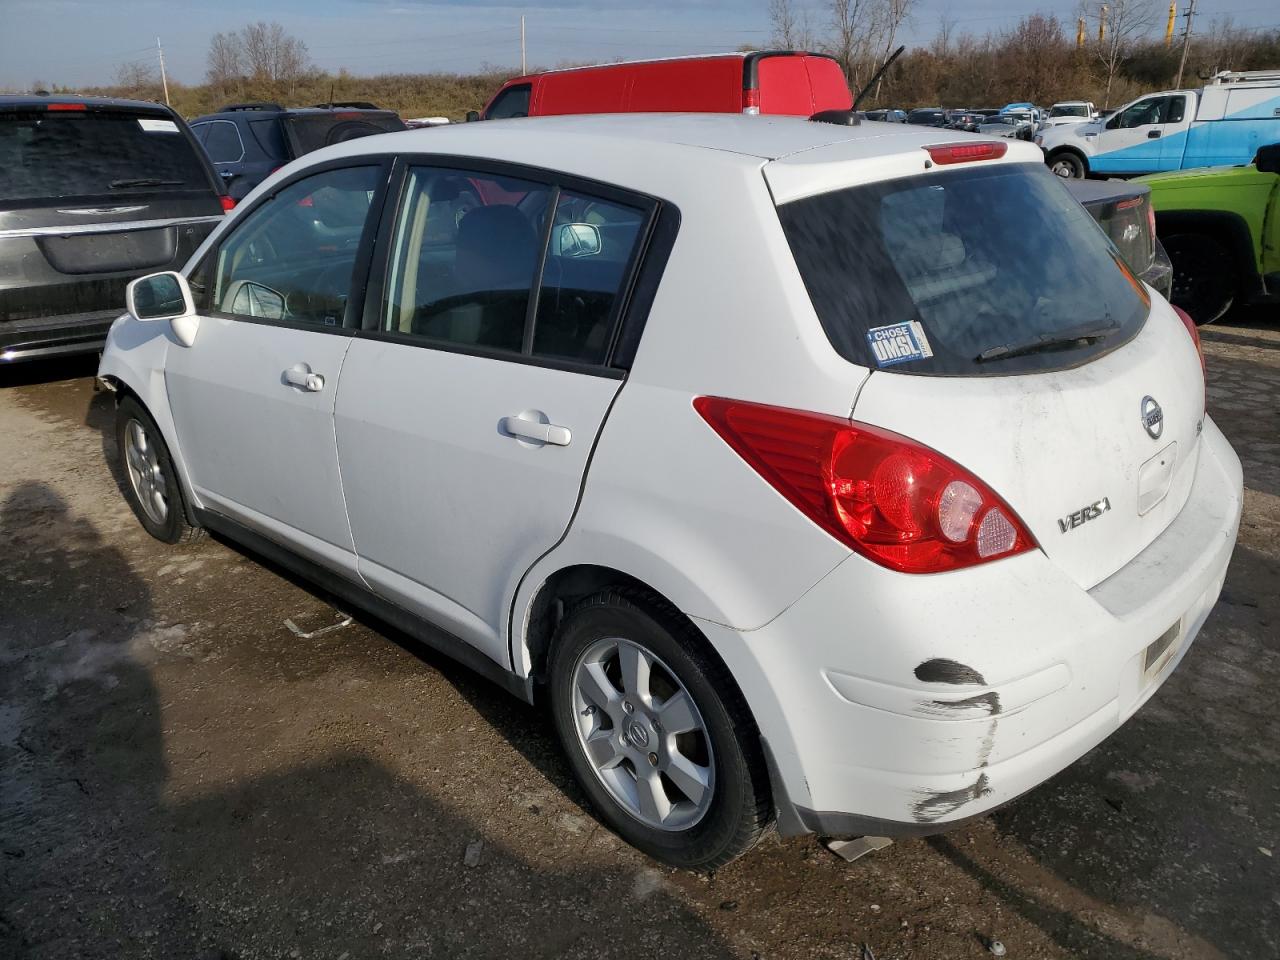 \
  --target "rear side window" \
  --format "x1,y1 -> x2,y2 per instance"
0,110 -> 210,203
284,112 -> 405,156
777,163 -> 1150,375
486,85 -> 532,120
248,118 -> 287,160
201,119 -> 244,163
535,191 -> 645,363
